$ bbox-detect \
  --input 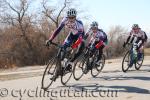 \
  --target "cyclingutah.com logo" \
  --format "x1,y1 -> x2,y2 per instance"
0,87 -> 119,99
